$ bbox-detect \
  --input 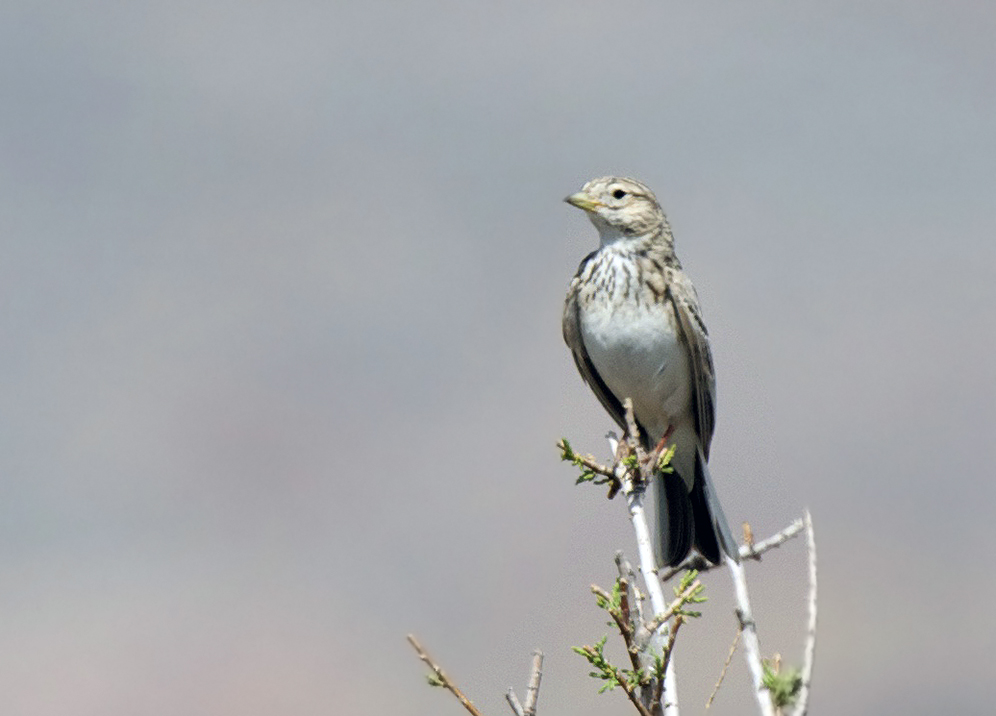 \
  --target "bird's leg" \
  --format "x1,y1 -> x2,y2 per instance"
628,424 -> 677,481
649,425 -> 676,471
653,424 -> 676,455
